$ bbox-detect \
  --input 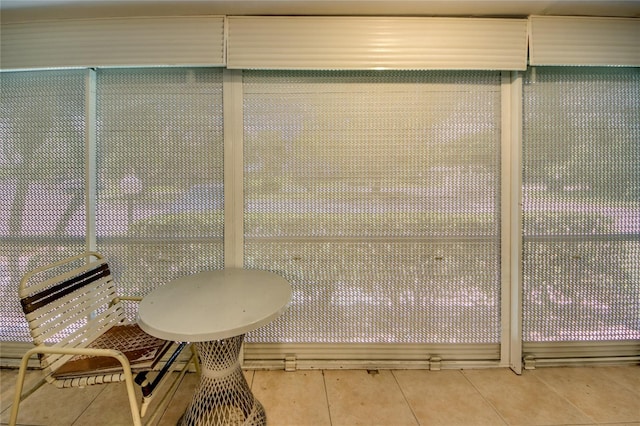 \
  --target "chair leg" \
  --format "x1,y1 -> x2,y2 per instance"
10,346 -> 144,426
8,354 -> 29,426
121,365 -> 144,426
9,347 -> 195,426
9,349 -> 47,426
